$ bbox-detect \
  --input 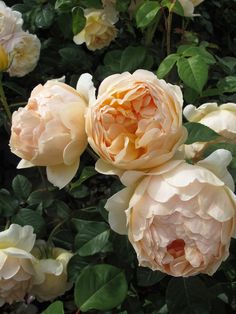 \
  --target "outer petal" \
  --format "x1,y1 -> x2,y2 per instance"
76,73 -> 96,106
